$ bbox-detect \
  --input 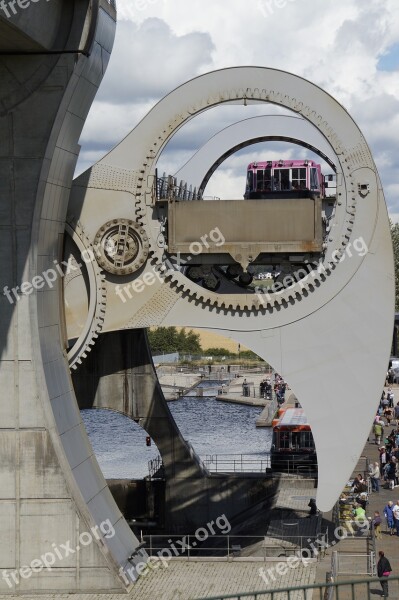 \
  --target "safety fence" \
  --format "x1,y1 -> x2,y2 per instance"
331,550 -> 376,577
148,455 -> 164,479
201,453 -> 317,478
203,454 -> 272,473
141,532 -> 328,561
155,171 -> 202,201
193,575 -> 399,600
